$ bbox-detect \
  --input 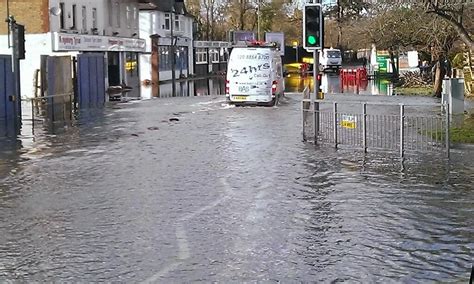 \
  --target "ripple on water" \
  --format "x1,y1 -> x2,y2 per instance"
0,95 -> 473,282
